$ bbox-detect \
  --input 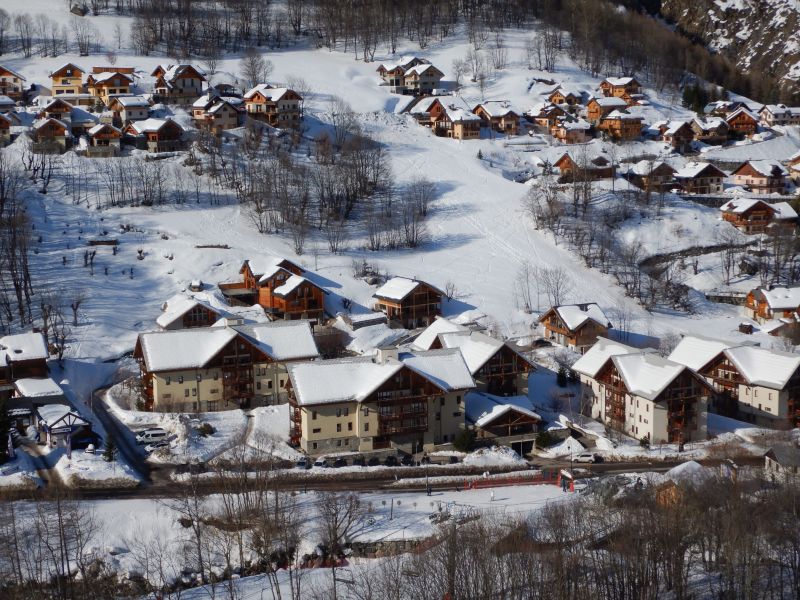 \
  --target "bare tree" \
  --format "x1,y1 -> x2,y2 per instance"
317,492 -> 368,600
240,47 -> 274,89
451,58 -> 467,89
539,266 -> 573,307
70,290 -> 86,326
